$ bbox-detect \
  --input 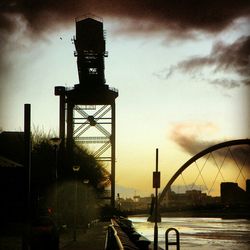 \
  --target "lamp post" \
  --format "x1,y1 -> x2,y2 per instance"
83,179 -> 89,229
24,104 -> 31,223
49,137 -> 61,224
73,165 -> 80,241
49,137 -> 62,174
